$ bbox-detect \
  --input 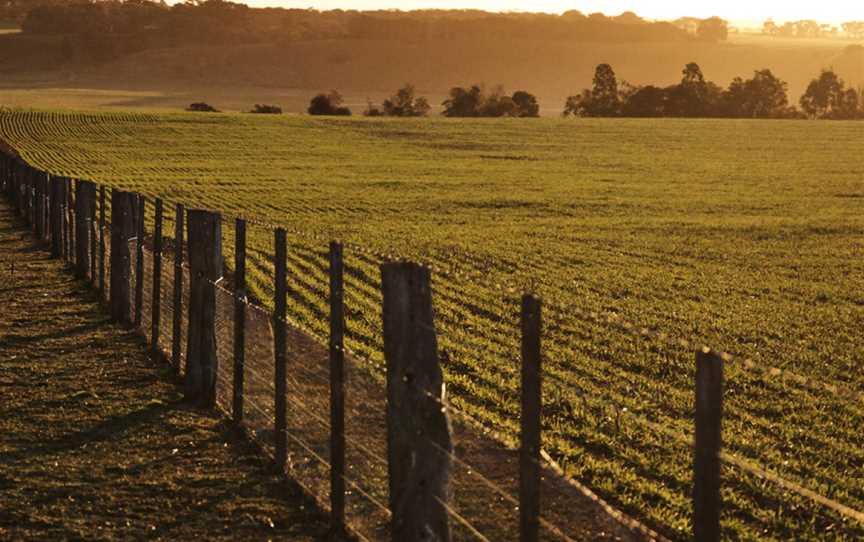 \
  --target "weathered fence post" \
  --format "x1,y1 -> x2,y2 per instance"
233,217 -> 247,425
89,184 -> 97,282
34,172 -> 44,240
49,177 -> 64,258
75,180 -> 95,279
381,262 -> 452,542
66,178 -> 74,263
329,241 -> 346,537
110,190 -> 136,325
134,195 -> 145,327
693,348 -> 724,542
184,209 -> 222,409
520,295 -> 542,542
274,228 -> 288,471
172,203 -> 185,372
151,198 -> 163,355
98,186 -> 106,298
